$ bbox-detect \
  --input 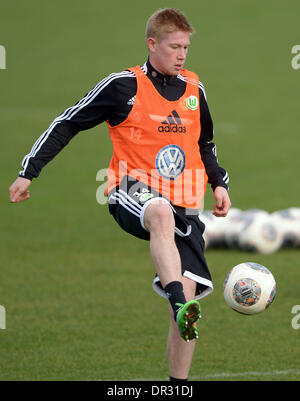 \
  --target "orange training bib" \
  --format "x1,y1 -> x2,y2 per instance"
106,66 -> 208,209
